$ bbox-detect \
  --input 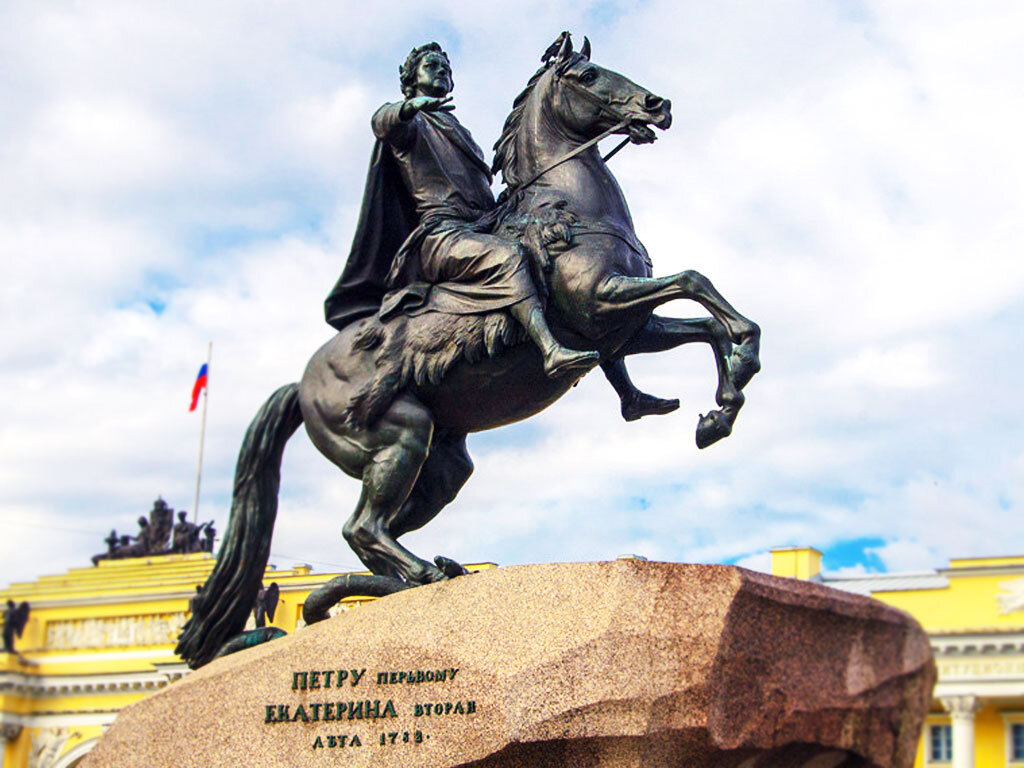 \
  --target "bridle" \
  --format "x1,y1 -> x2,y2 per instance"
511,62 -> 637,193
